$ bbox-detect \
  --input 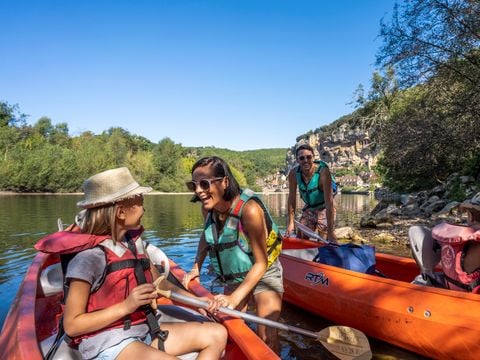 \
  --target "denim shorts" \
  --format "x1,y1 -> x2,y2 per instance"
95,334 -> 151,359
